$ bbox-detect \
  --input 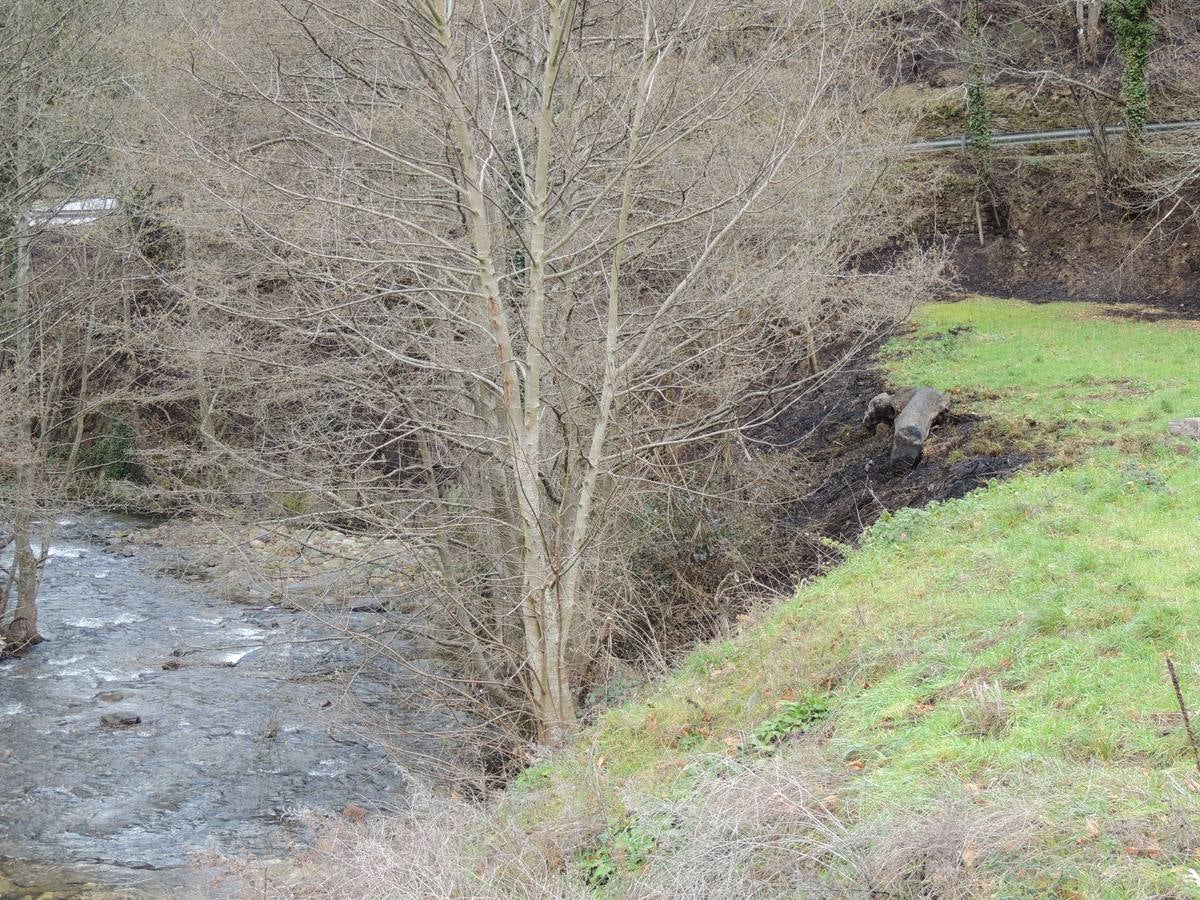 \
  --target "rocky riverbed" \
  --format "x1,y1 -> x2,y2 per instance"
119,519 -> 435,609
0,516 -> 455,898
